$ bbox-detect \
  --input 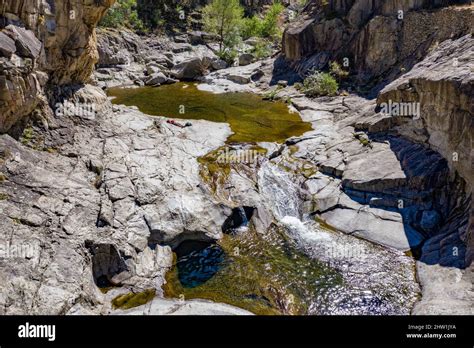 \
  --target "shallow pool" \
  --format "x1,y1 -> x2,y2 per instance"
108,83 -> 312,143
